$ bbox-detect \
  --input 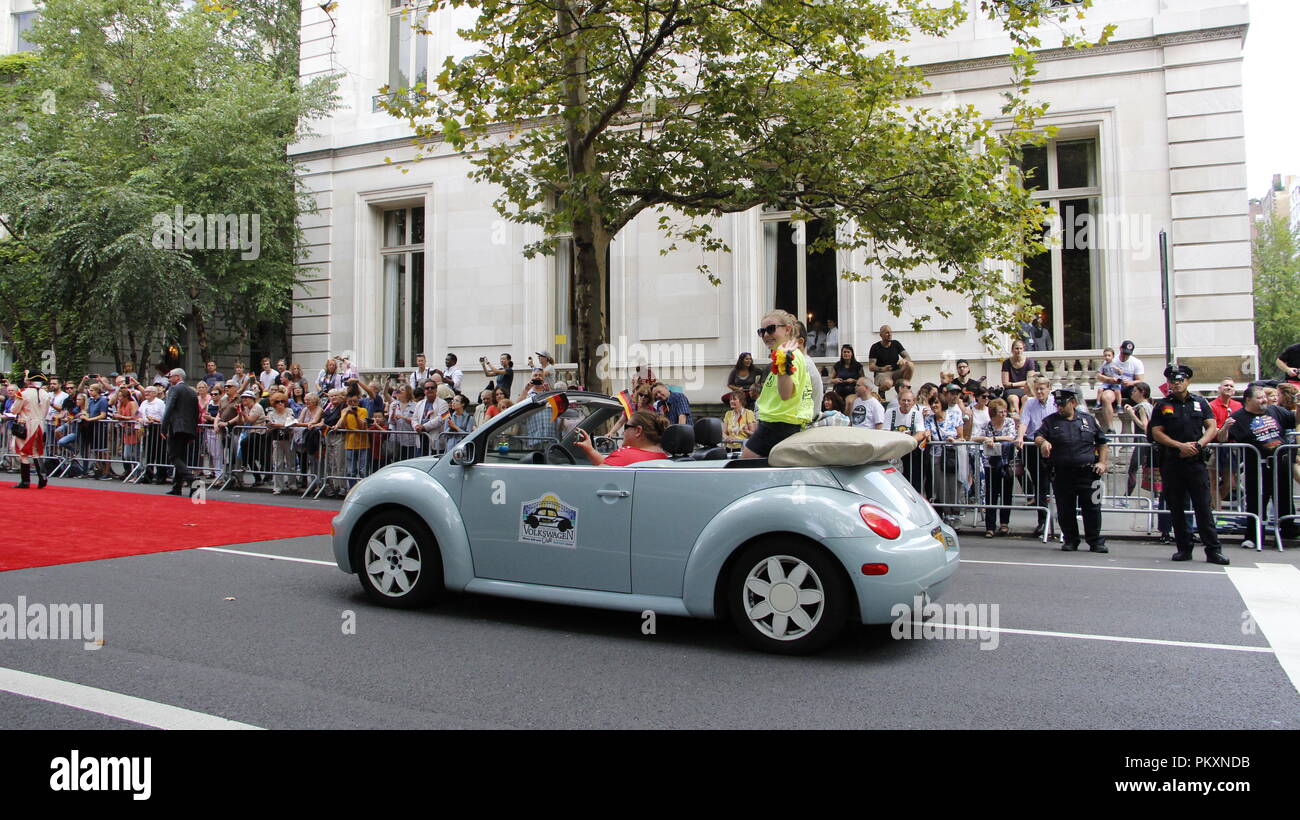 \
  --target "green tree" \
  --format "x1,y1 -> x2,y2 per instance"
385,0 -> 1110,391
1252,212 -> 1299,377
0,0 -> 336,376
